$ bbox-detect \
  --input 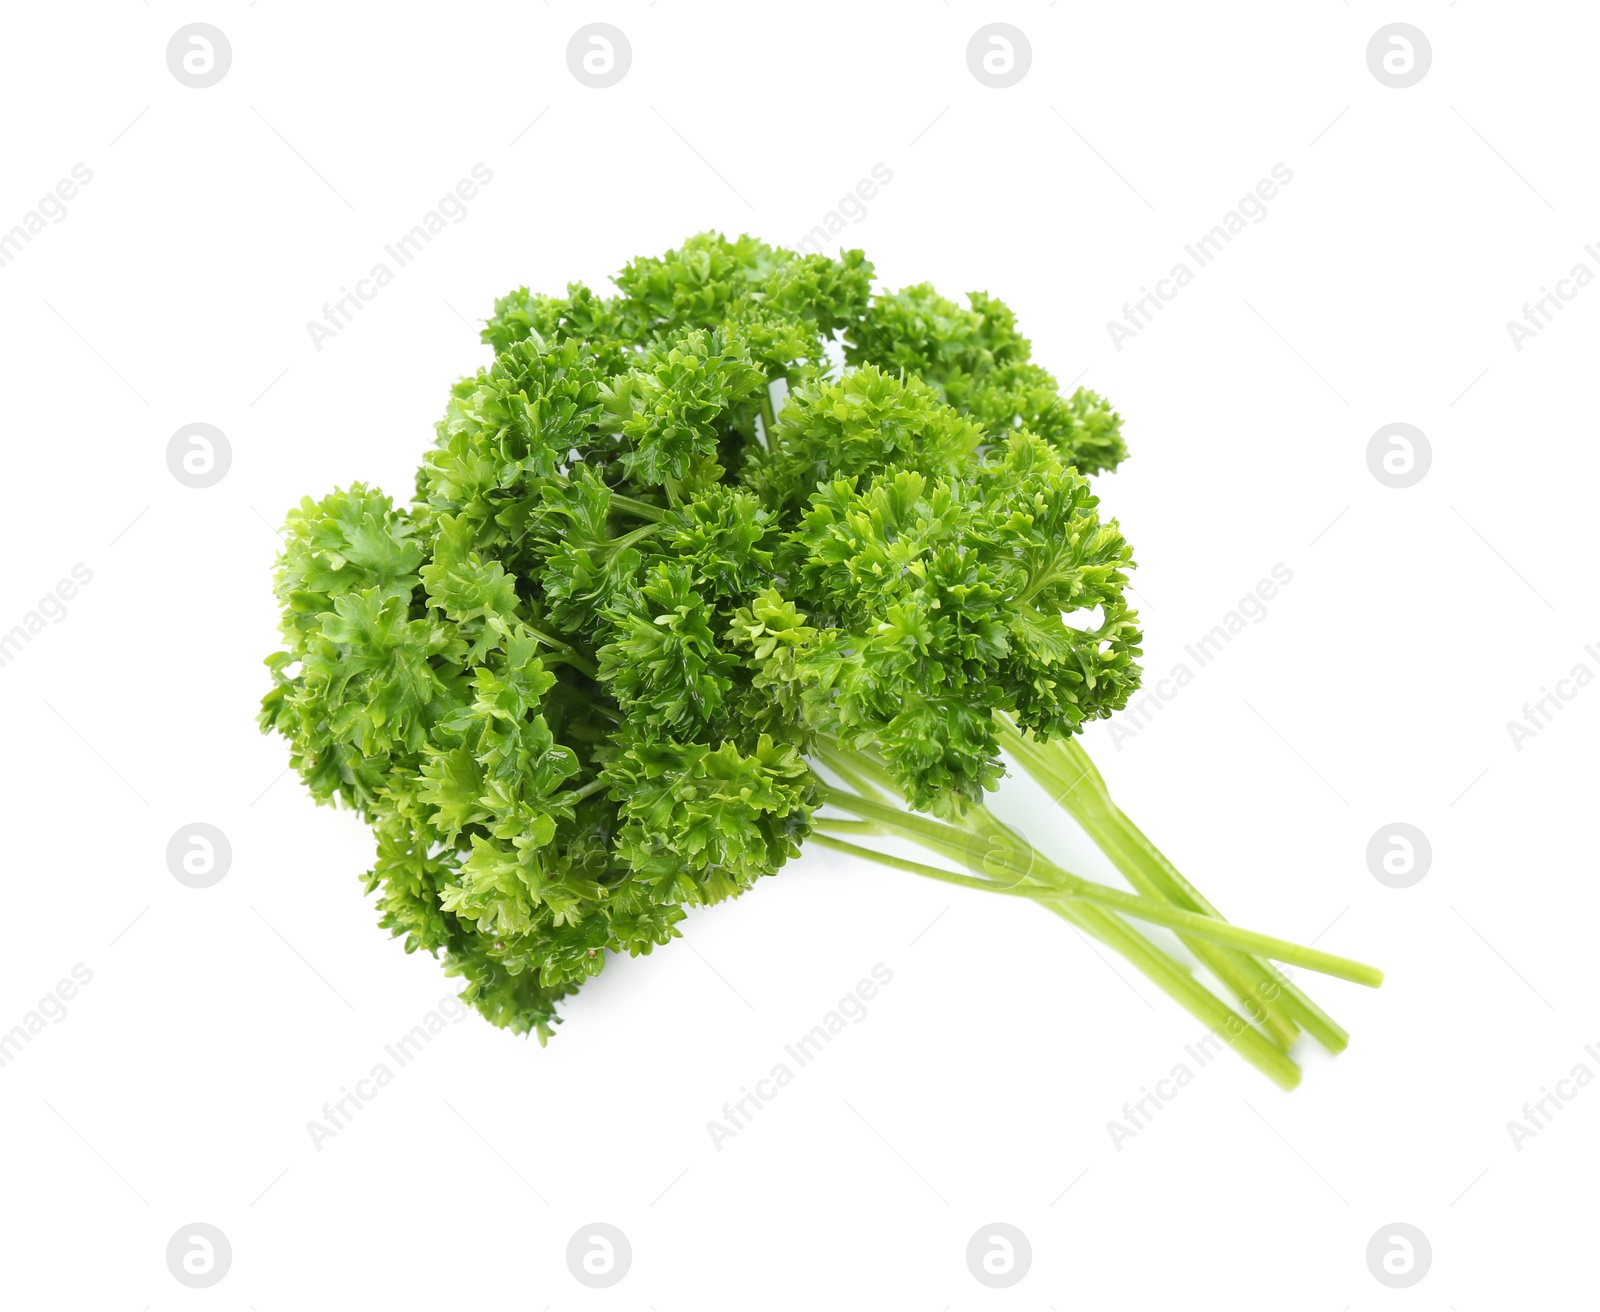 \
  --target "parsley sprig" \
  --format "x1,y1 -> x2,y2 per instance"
261,232 -> 1379,1085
